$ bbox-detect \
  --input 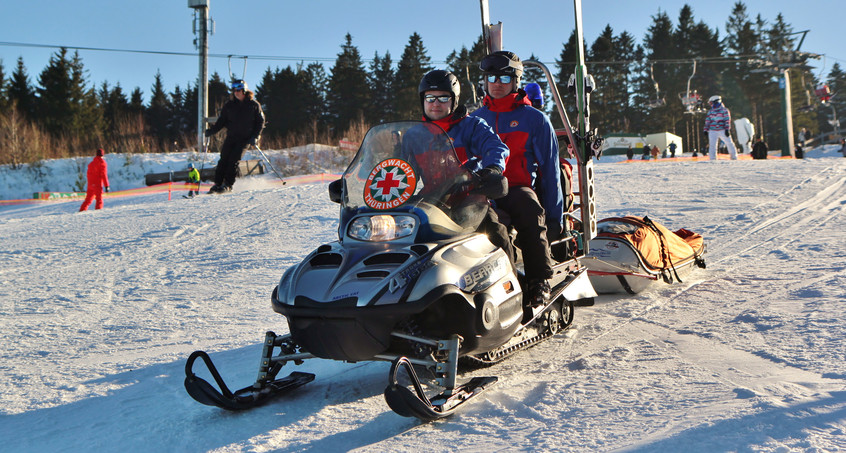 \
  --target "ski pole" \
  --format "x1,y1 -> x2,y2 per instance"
198,135 -> 210,193
254,144 -> 286,183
